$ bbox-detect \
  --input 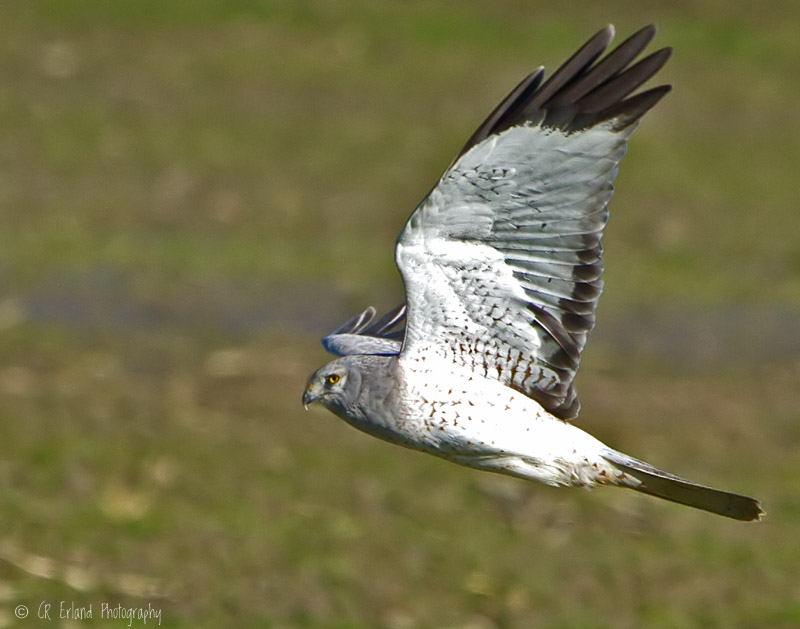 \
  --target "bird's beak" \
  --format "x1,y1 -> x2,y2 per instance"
302,386 -> 316,410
